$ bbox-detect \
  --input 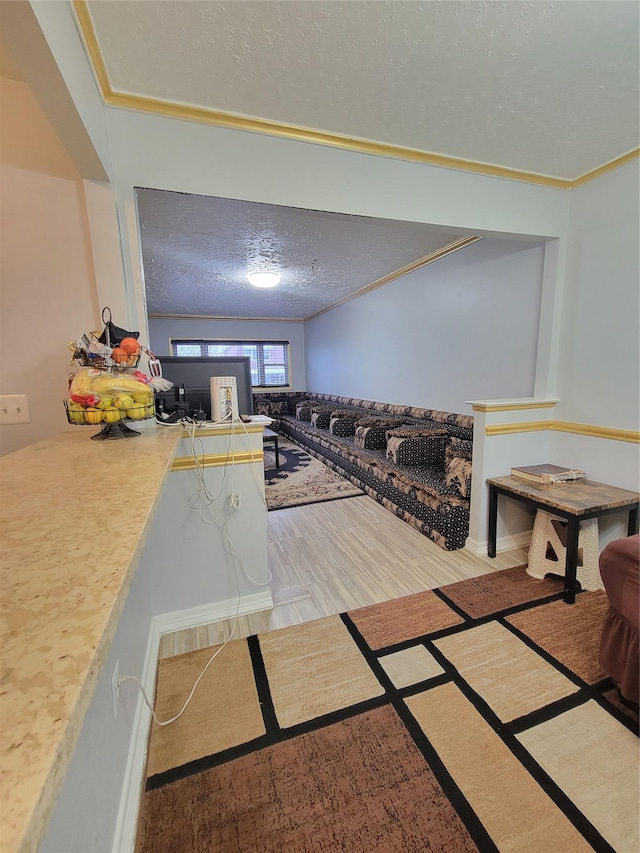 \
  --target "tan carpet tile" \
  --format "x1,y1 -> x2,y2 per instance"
439,565 -> 563,618
258,614 -> 383,728
518,700 -> 640,853
145,639 -> 265,778
506,590 -> 609,683
405,682 -> 593,853
135,705 -> 481,853
379,645 -> 444,689
434,621 -> 578,722
347,590 -> 464,650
